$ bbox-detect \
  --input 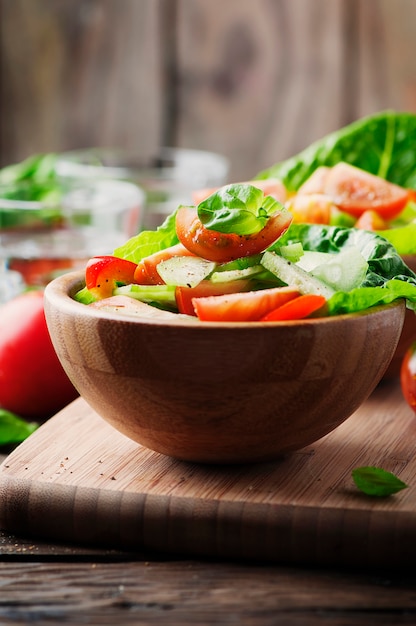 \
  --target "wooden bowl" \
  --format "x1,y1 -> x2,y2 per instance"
44,271 -> 405,464
383,254 -> 416,379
